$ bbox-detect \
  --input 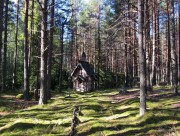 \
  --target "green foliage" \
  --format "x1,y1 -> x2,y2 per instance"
62,70 -> 72,89
15,92 -> 34,100
16,94 -> 24,99
99,68 -> 125,88
1,86 -> 179,135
